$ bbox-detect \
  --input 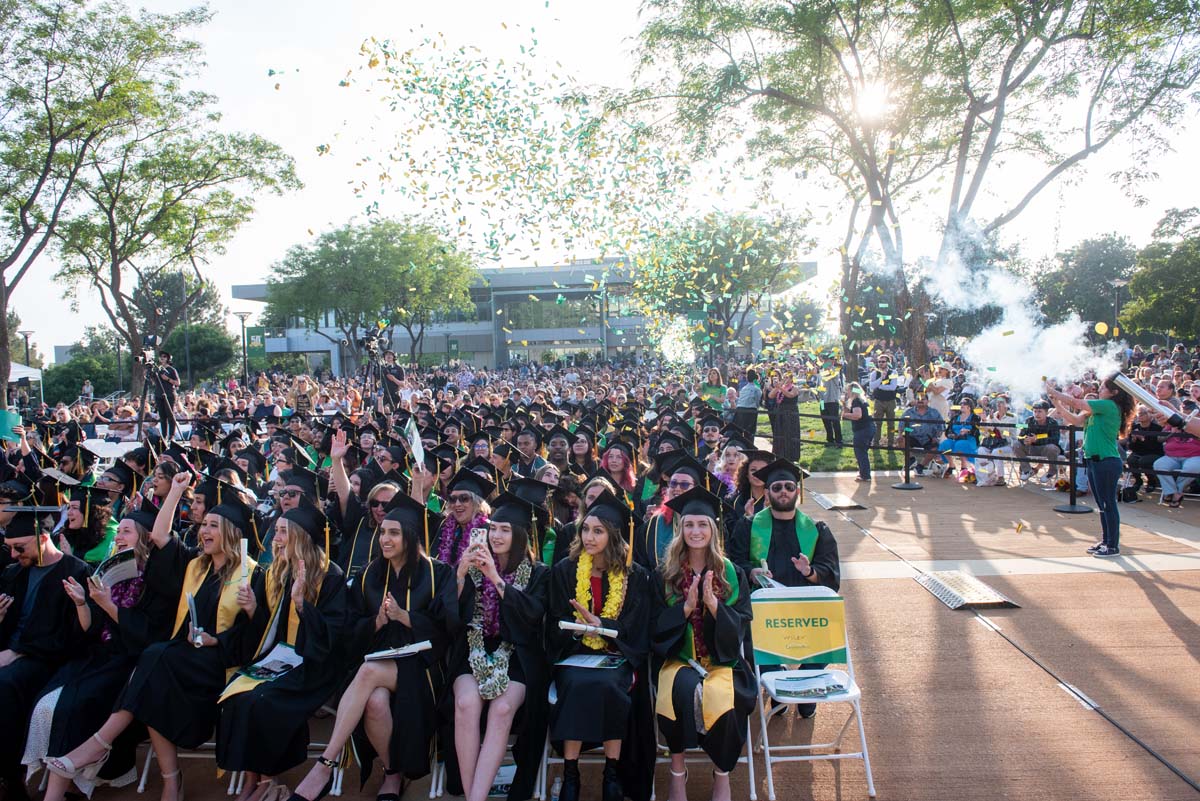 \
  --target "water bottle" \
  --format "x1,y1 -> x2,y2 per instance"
550,776 -> 562,801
